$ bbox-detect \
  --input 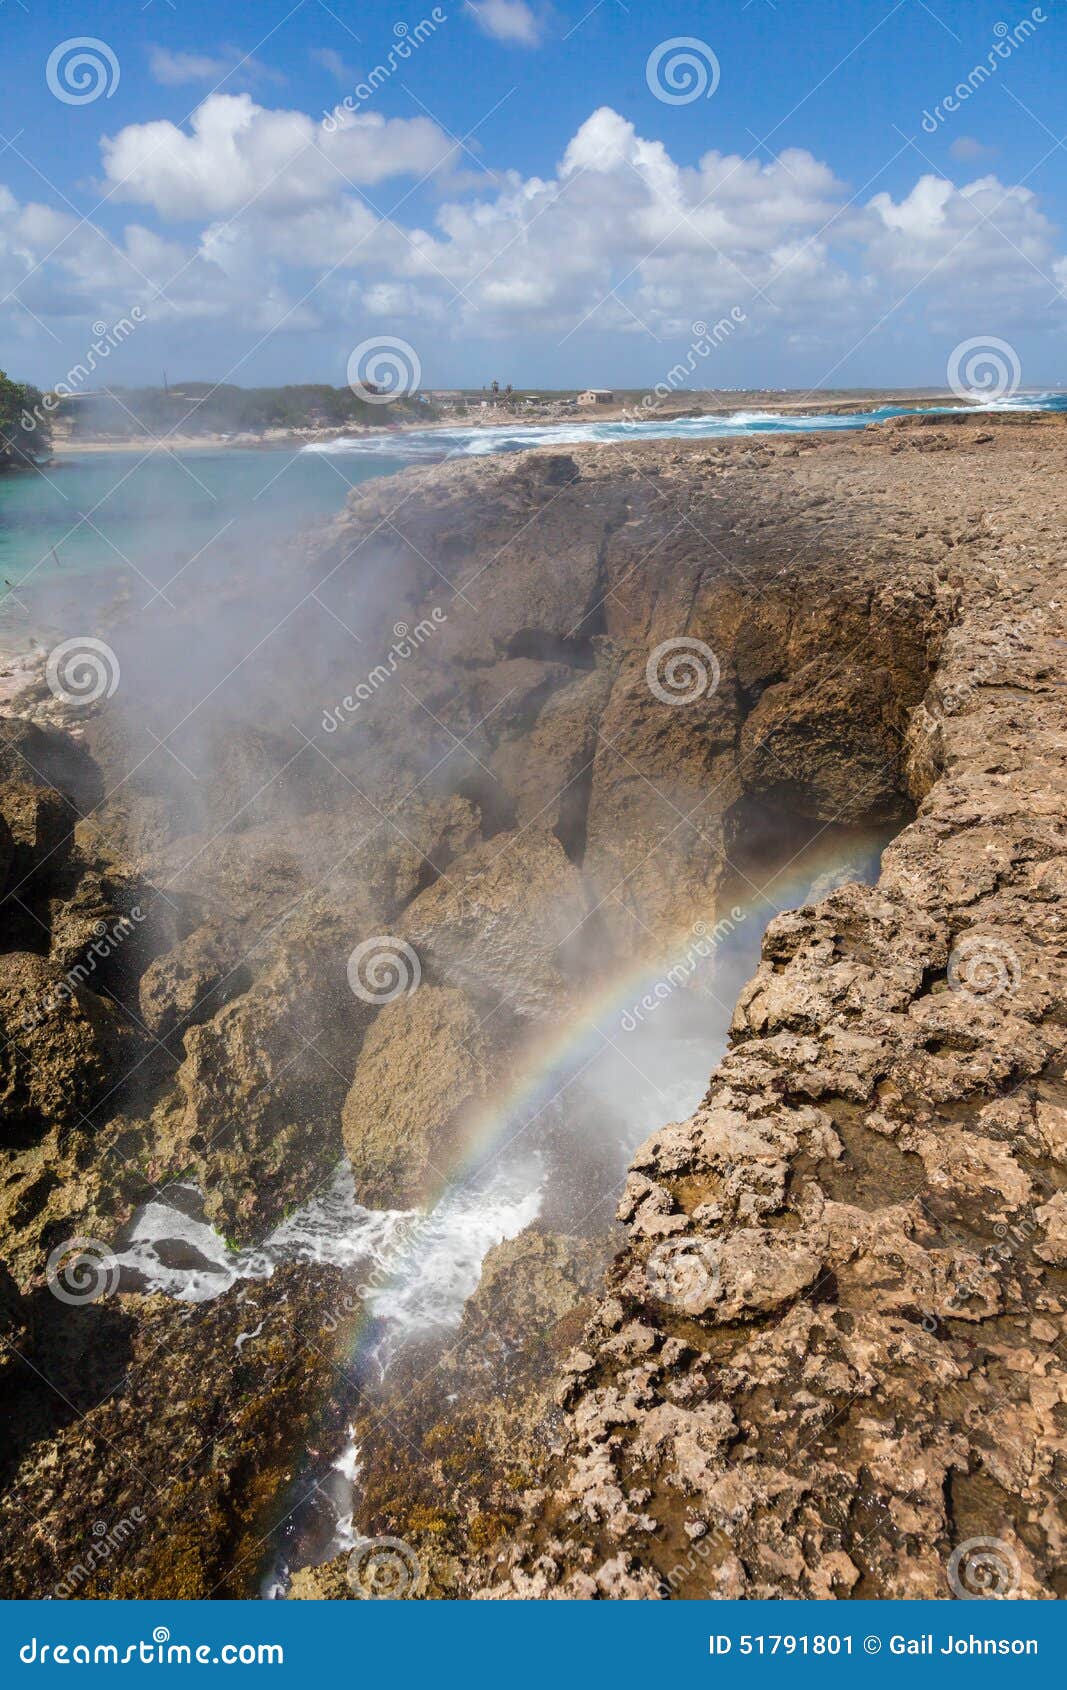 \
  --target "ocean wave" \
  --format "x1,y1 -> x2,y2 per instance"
298,402 -> 996,463
969,391 -> 1067,412
299,410 -> 861,463
111,1159 -> 542,1343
